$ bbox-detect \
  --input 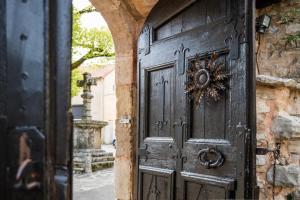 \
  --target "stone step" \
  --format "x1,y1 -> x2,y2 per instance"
73,160 -> 115,172
73,167 -> 85,174
73,163 -> 86,172
91,161 -> 114,171
92,152 -> 113,157
73,156 -> 115,163
73,149 -> 115,172
92,156 -> 115,162
92,161 -> 114,165
73,152 -> 113,157
73,160 -> 115,166
73,157 -> 86,162
74,149 -> 105,154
